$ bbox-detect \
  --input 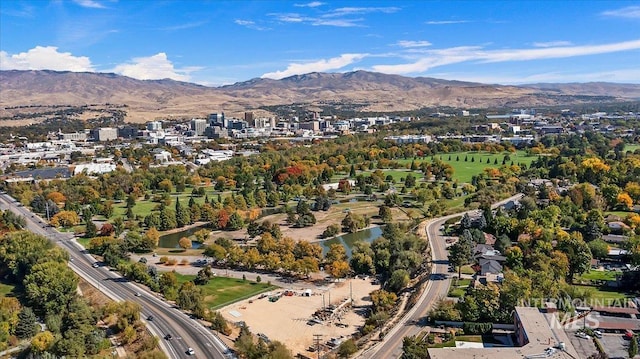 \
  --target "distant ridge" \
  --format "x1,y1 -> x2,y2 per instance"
1,70 -> 639,122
